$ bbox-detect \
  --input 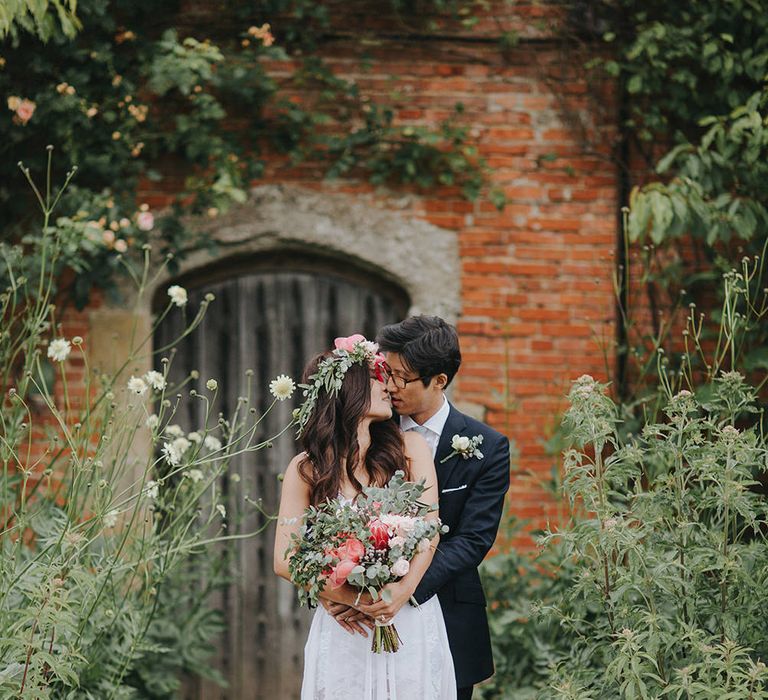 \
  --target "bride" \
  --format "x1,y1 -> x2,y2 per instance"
273,335 -> 456,699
